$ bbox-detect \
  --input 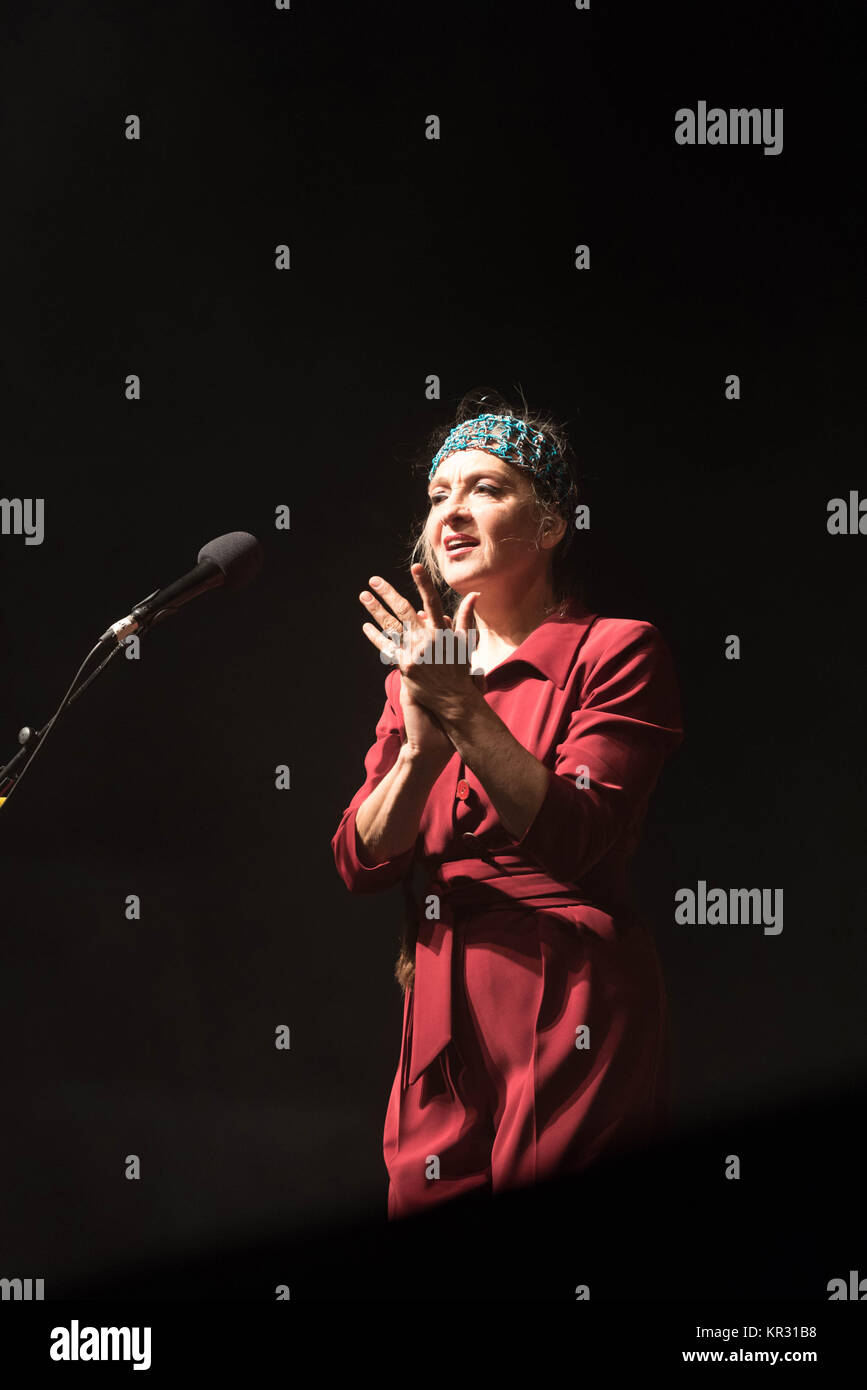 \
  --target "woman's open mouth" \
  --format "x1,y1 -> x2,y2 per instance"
443,538 -> 479,558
